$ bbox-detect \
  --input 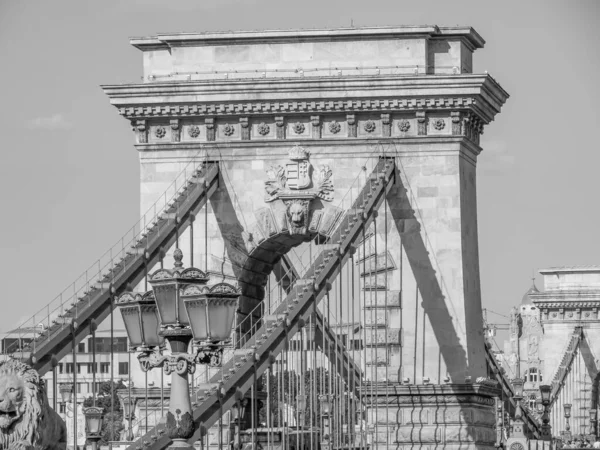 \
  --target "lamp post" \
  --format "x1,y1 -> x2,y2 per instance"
83,406 -> 104,450
495,398 -> 504,448
539,385 -> 552,441
297,394 -> 307,429
510,378 -> 526,439
59,382 -> 74,406
564,403 -> 572,441
319,395 -> 332,450
232,389 -> 248,450
117,250 -> 239,450
590,409 -> 598,441
118,393 -> 136,441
